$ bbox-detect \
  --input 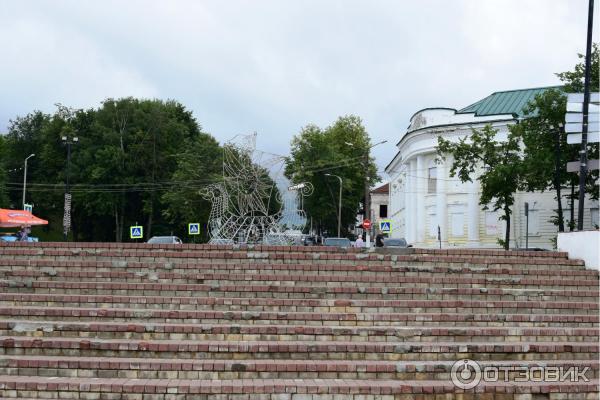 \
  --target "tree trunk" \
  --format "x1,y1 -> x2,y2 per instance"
555,184 -> 564,232
147,207 -> 153,239
504,204 -> 511,251
117,195 -> 125,242
554,128 -> 564,232
114,204 -> 120,243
